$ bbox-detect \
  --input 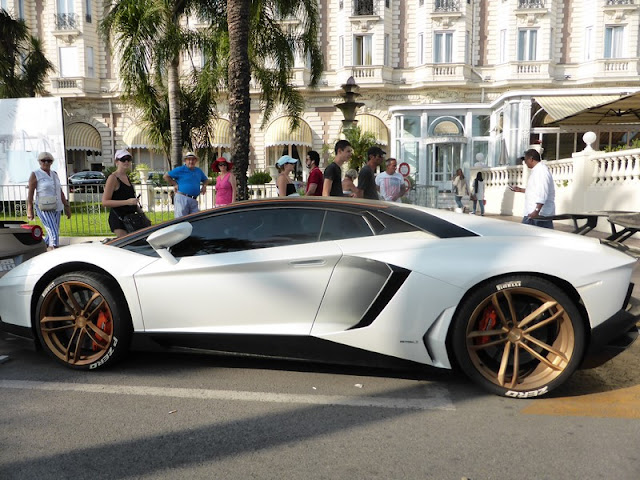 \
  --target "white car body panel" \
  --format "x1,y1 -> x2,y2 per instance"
134,241 -> 342,334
